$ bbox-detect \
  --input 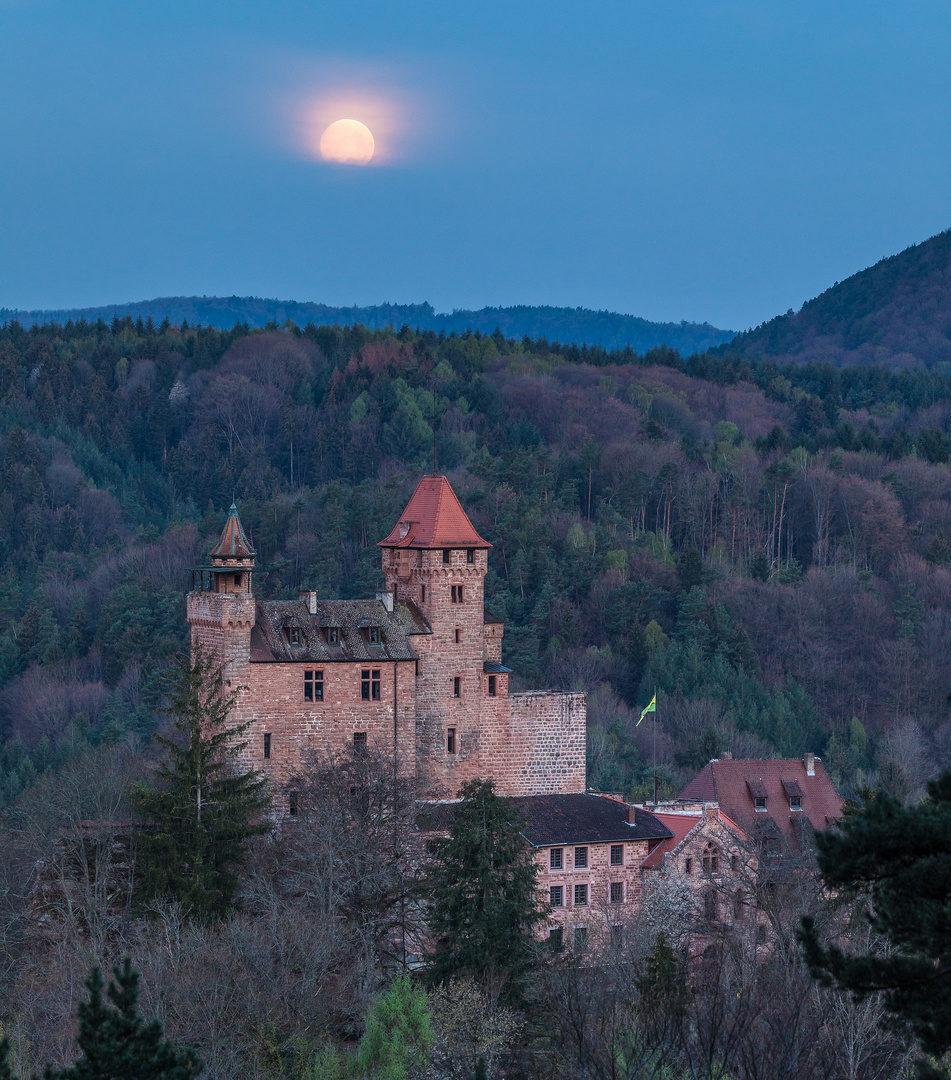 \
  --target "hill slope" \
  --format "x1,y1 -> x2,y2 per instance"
729,228 -> 951,369
0,297 -> 733,355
